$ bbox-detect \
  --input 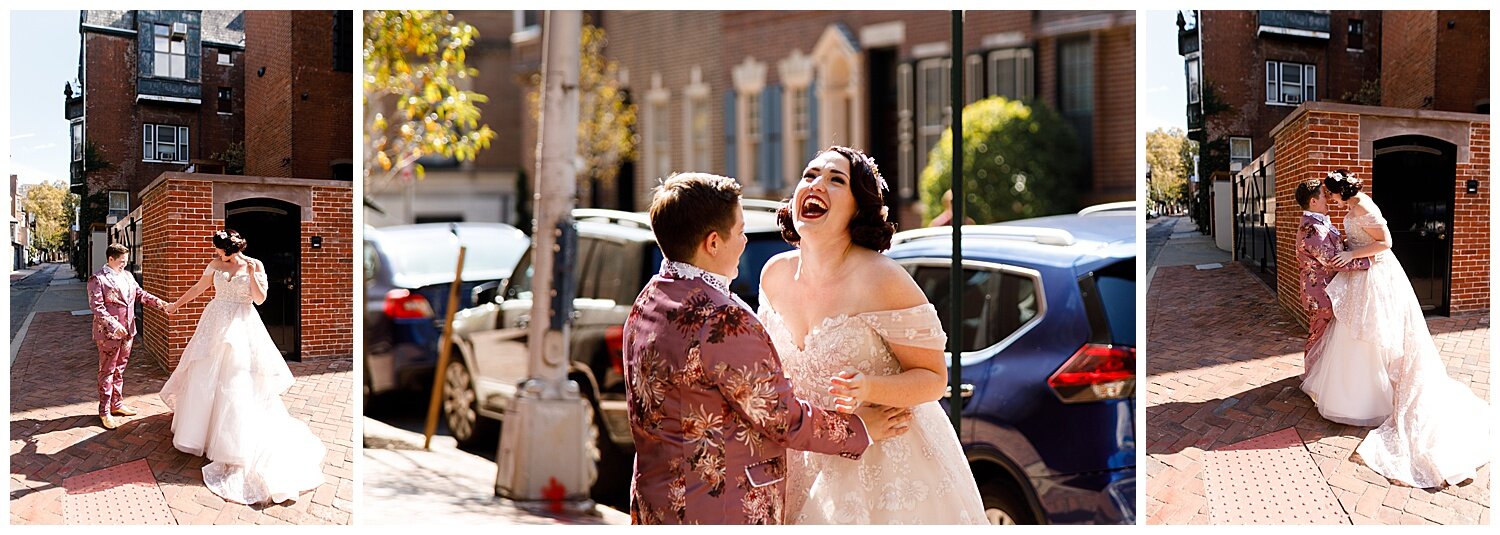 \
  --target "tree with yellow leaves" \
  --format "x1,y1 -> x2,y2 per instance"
364,10 -> 496,194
